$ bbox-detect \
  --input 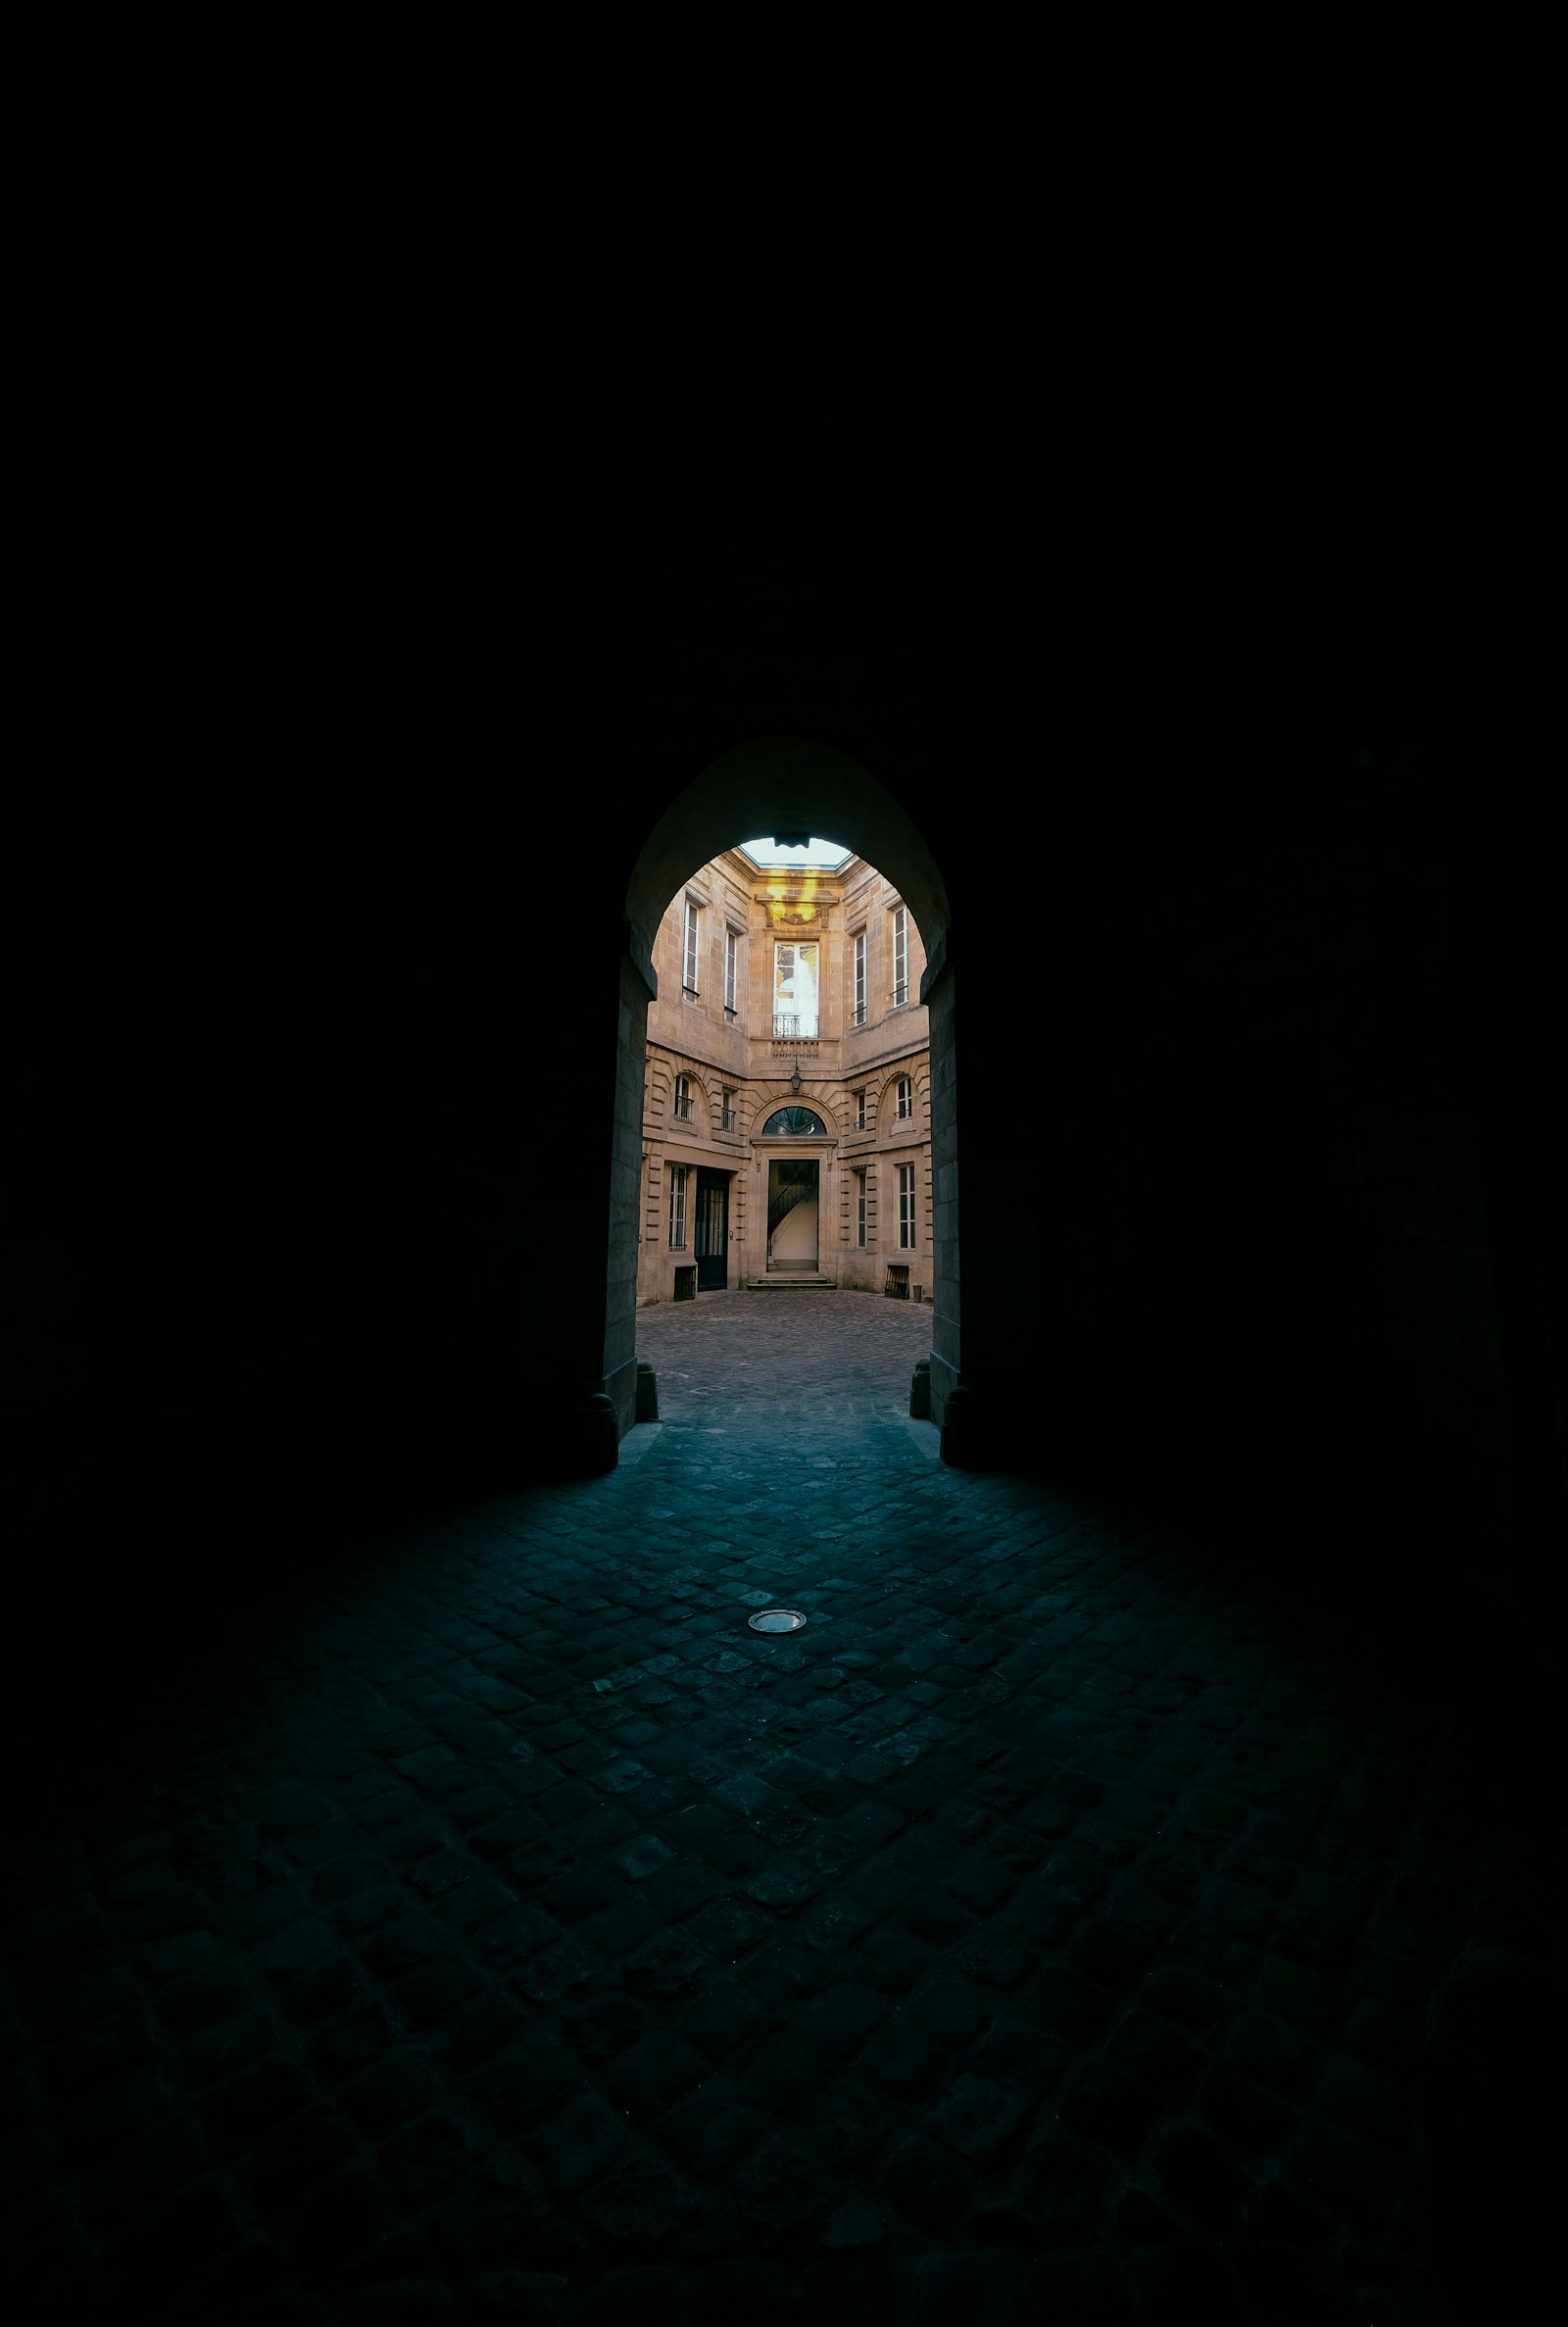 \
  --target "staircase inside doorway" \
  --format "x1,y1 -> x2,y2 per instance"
765,1156 -> 819,1276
